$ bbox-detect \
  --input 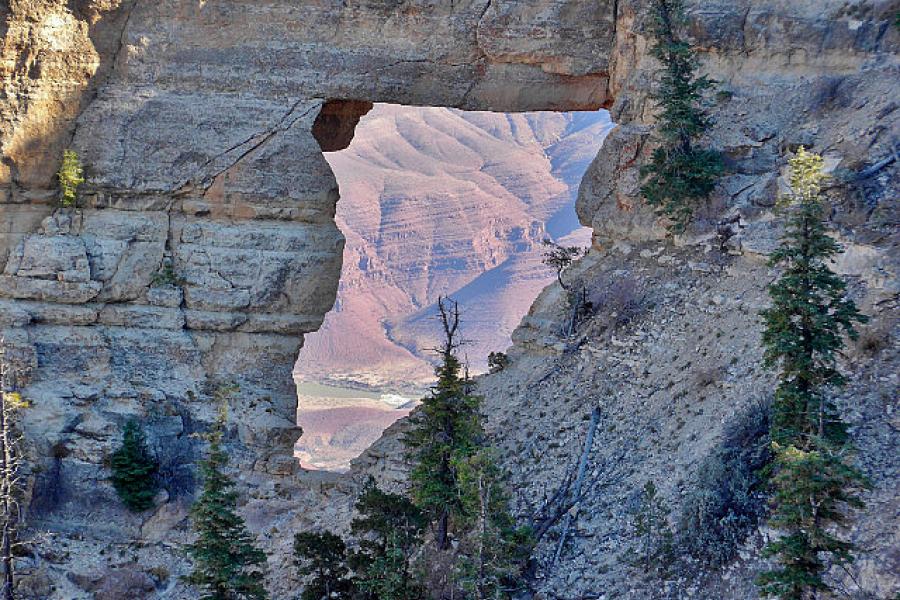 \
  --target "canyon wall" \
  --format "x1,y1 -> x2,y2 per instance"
0,0 -> 897,598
